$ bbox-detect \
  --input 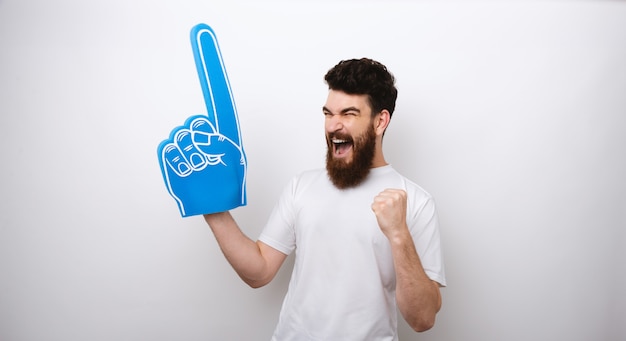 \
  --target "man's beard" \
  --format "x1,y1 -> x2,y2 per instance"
326,124 -> 377,189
